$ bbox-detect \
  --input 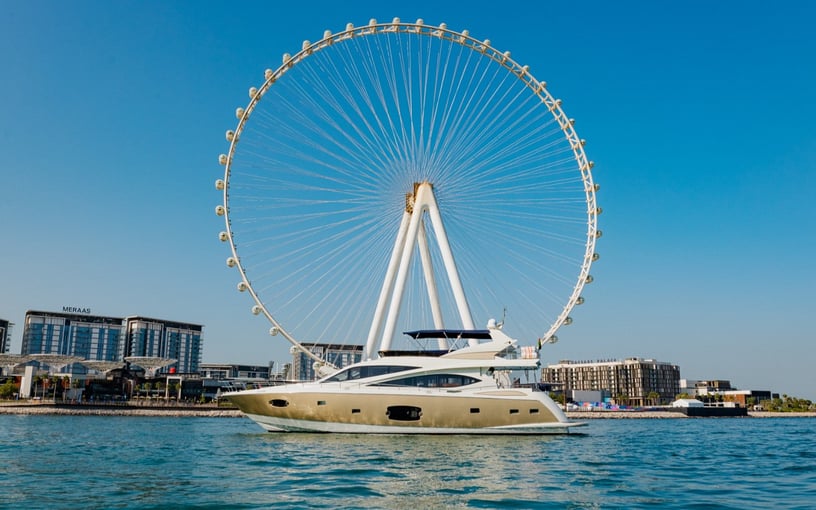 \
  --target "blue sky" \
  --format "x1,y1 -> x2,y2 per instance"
1,1 -> 813,400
